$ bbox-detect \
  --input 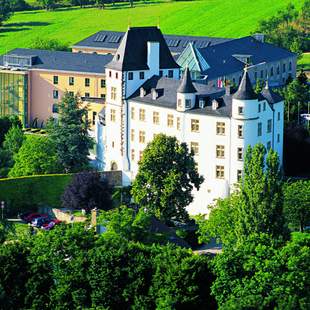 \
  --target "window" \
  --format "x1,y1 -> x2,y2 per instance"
85,92 -> 90,98
167,114 -> 174,127
100,94 -> 106,100
139,131 -> 146,143
110,109 -> 116,122
260,70 -> 264,79
191,119 -> 199,132
263,102 -> 266,111
53,76 -> 58,85
139,72 -> 144,80
177,99 -> 182,108
283,63 -> 286,73
216,145 -> 225,158
254,71 -> 257,80
190,142 -> 199,156
111,87 -> 117,100
85,78 -> 90,87
69,77 -> 74,86
237,125 -> 243,138
237,170 -> 242,182
216,122 -> 225,135
258,104 -> 261,113
238,106 -> 244,115
128,72 -> 133,80
267,119 -> 272,133
277,112 -> 280,121
185,99 -> 191,108
69,91 -> 74,97
92,111 -> 97,125
270,67 -> 274,77
277,134 -> 280,143
139,109 -> 145,121
177,117 -> 180,130
100,79 -> 106,88
237,147 -> 243,161
153,111 -> 159,125
53,90 -> 59,99
115,72 -> 118,79
131,129 -> 135,142
131,107 -> 135,120
139,151 -> 143,161
267,141 -> 271,150
52,103 -> 58,113
131,149 -> 135,160
216,165 -> 225,179
168,70 -> 173,78
109,71 -> 112,78
277,66 -> 280,75
159,70 -> 163,77
112,141 -> 115,148
289,61 -> 292,71
257,122 -> 262,136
